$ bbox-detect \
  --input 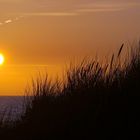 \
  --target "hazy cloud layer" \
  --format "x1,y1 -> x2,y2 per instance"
23,12 -> 78,17
0,1 -> 140,20
21,1 -> 140,17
